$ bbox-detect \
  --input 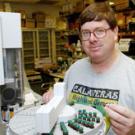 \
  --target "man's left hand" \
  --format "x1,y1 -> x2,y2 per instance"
105,104 -> 135,135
